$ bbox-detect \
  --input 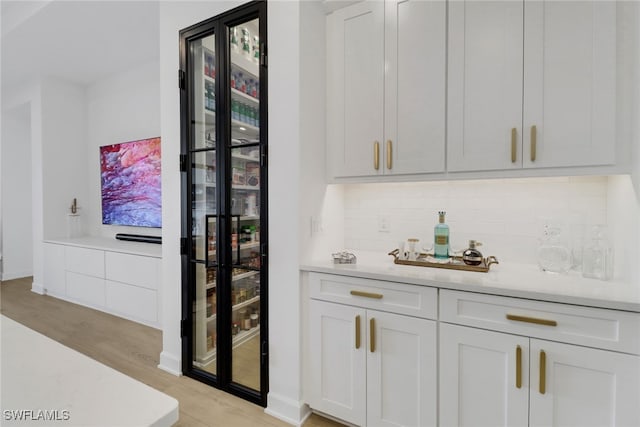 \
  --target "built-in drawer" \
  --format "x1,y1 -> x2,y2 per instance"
106,280 -> 158,326
309,273 -> 437,320
105,252 -> 160,290
66,271 -> 105,308
65,246 -> 104,278
440,289 -> 640,355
